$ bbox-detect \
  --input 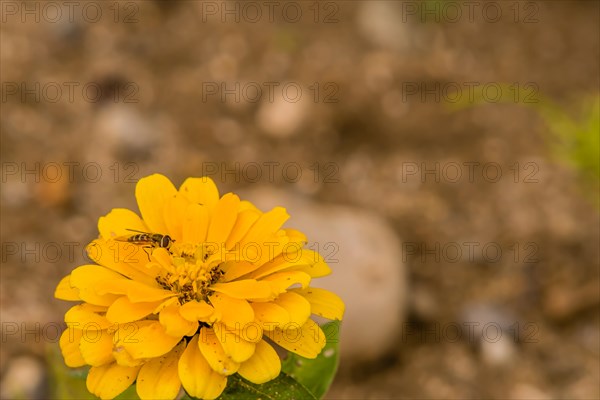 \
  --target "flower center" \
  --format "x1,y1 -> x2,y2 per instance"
154,242 -> 224,304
